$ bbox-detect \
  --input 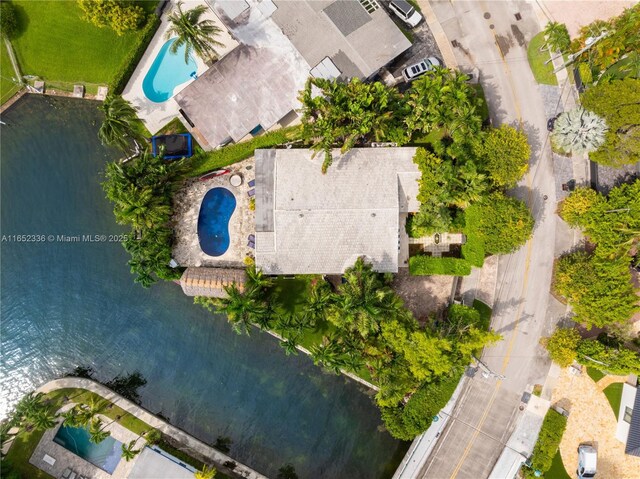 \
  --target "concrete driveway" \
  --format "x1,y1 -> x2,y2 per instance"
417,1 -> 562,477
